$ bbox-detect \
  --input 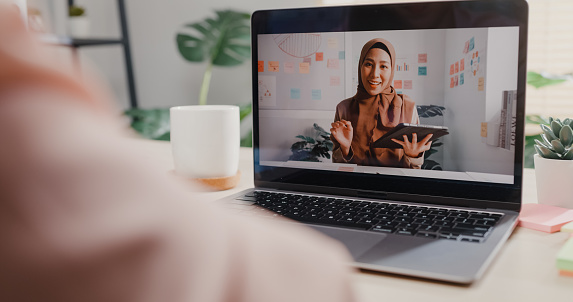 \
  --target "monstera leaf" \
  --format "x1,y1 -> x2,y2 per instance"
176,10 -> 251,105
176,10 -> 250,66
